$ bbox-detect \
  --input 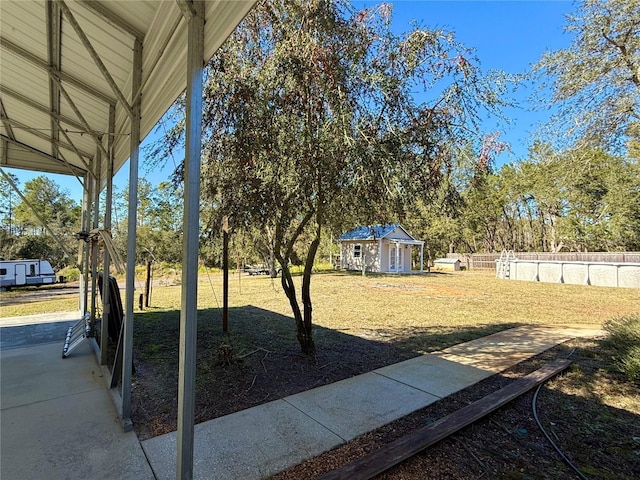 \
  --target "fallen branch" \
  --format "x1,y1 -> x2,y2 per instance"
238,347 -> 273,359
246,375 -> 257,393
